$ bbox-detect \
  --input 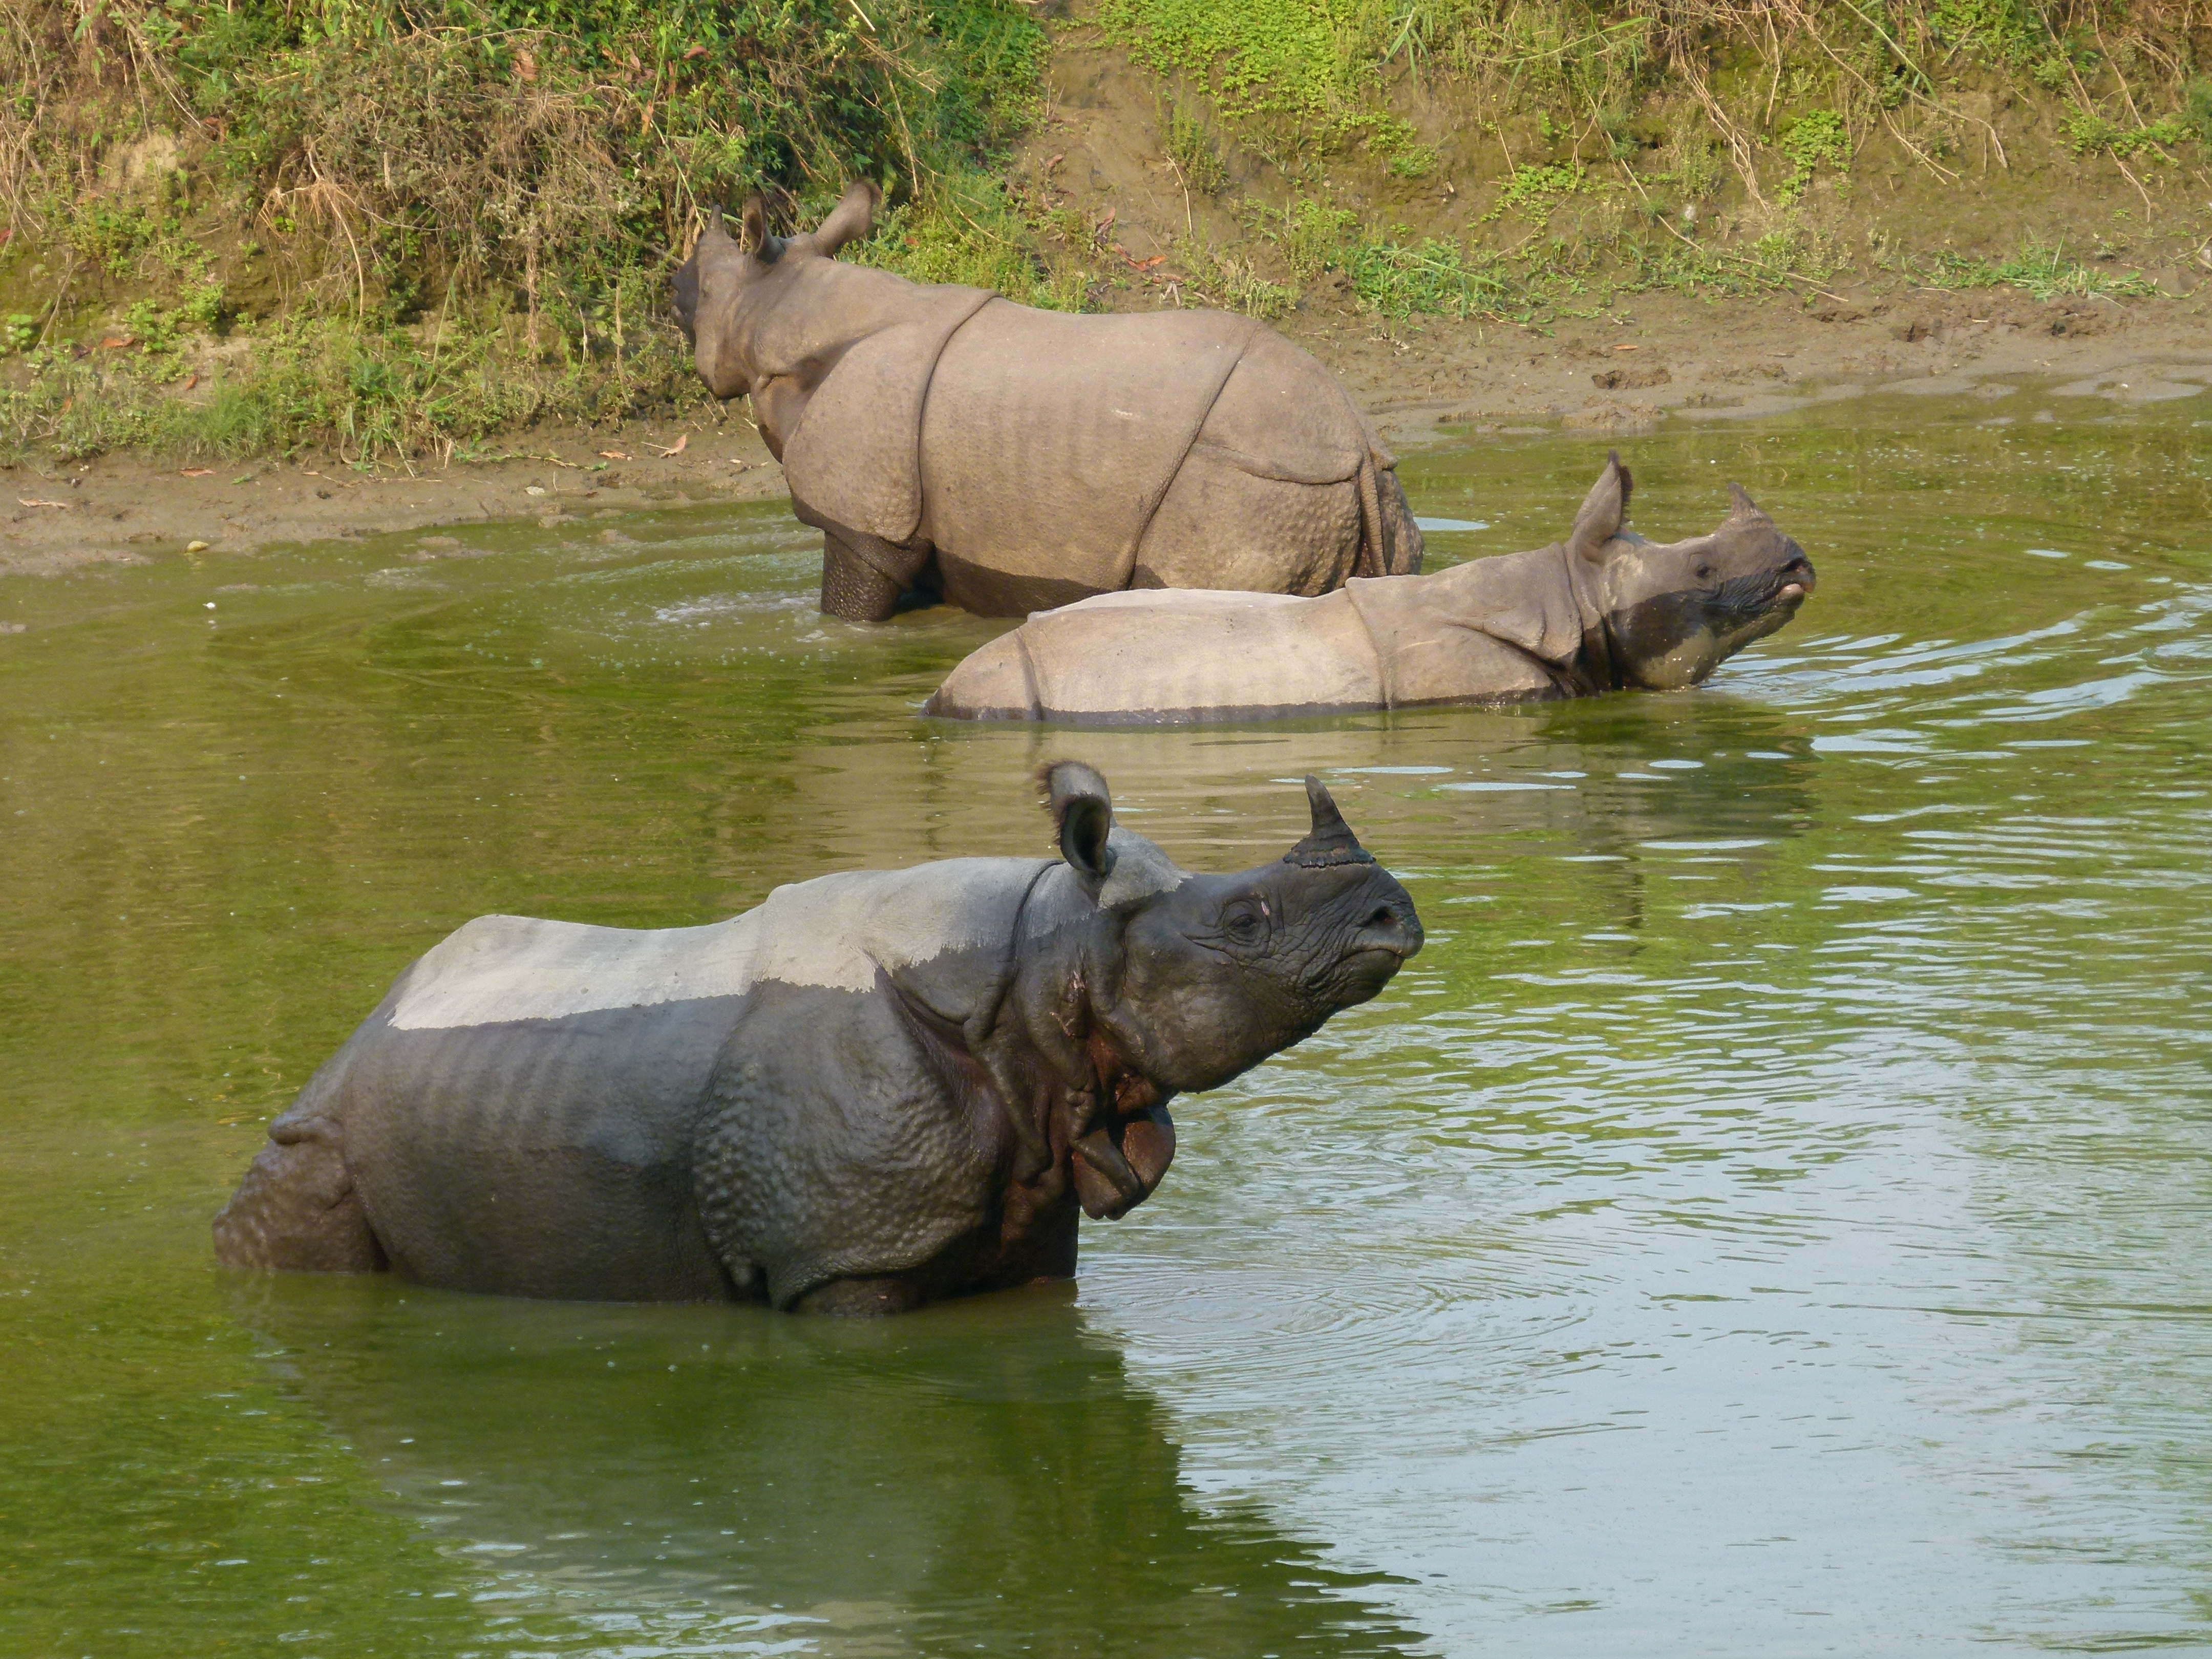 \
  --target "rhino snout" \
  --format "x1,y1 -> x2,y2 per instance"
1351,896 -> 1423,963
1775,550 -> 1816,602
